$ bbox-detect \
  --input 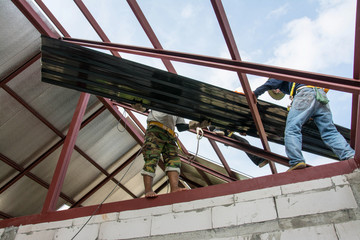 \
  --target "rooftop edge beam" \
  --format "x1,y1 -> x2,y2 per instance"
1,159 -> 357,229
61,37 -> 360,94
